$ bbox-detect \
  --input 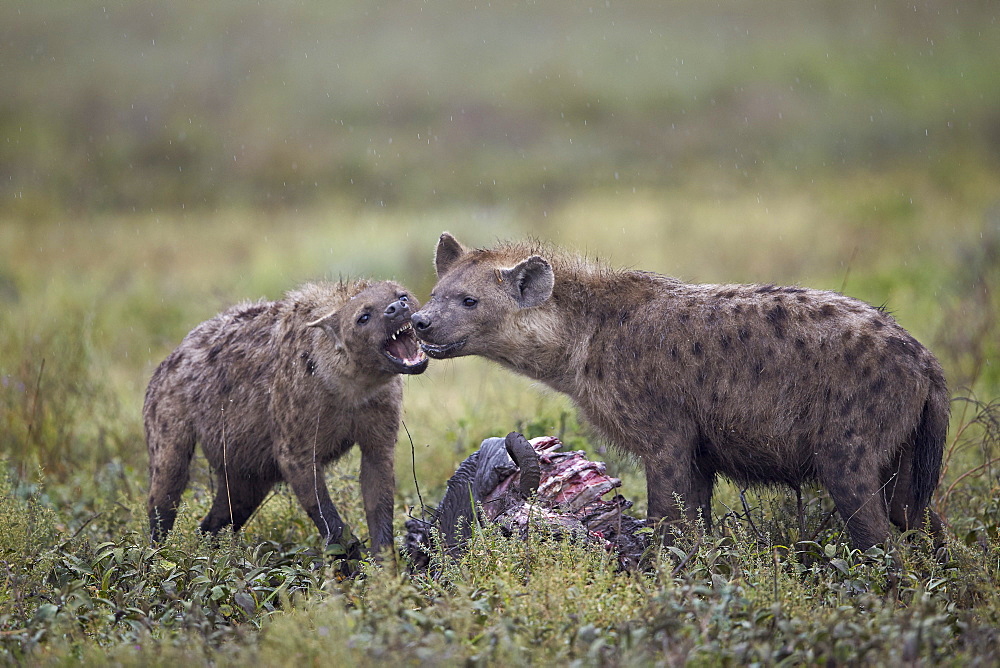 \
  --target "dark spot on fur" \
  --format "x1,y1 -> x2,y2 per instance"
794,337 -> 807,350
300,351 -> 317,375
753,360 -> 765,376
717,289 -> 737,299
206,344 -> 223,363
887,335 -> 919,359
738,327 -> 751,343
871,317 -> 886,329
844,344 -> 860,366
766,303 -> 788,323
870,376 -> 886,395
719,333 -> 732,350
811,304 -> 837,320
782,287 -> 807,294
235,304 -> 267,322
692,341 -> 704,357
164,351 -> 185,373
755,284 -> 779,294
766,303 -> 788,338
839,398 -> 854,418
